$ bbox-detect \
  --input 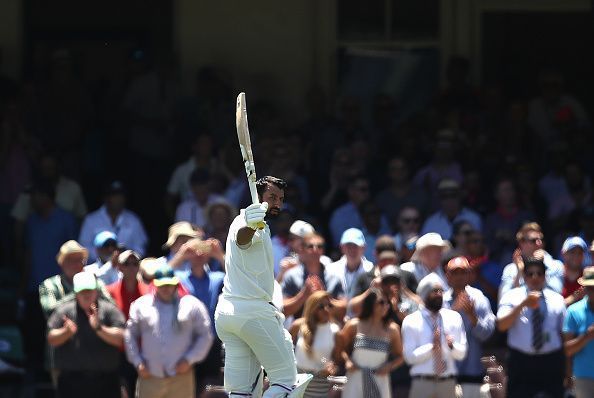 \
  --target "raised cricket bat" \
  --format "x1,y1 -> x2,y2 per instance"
236,92 -> 265,229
